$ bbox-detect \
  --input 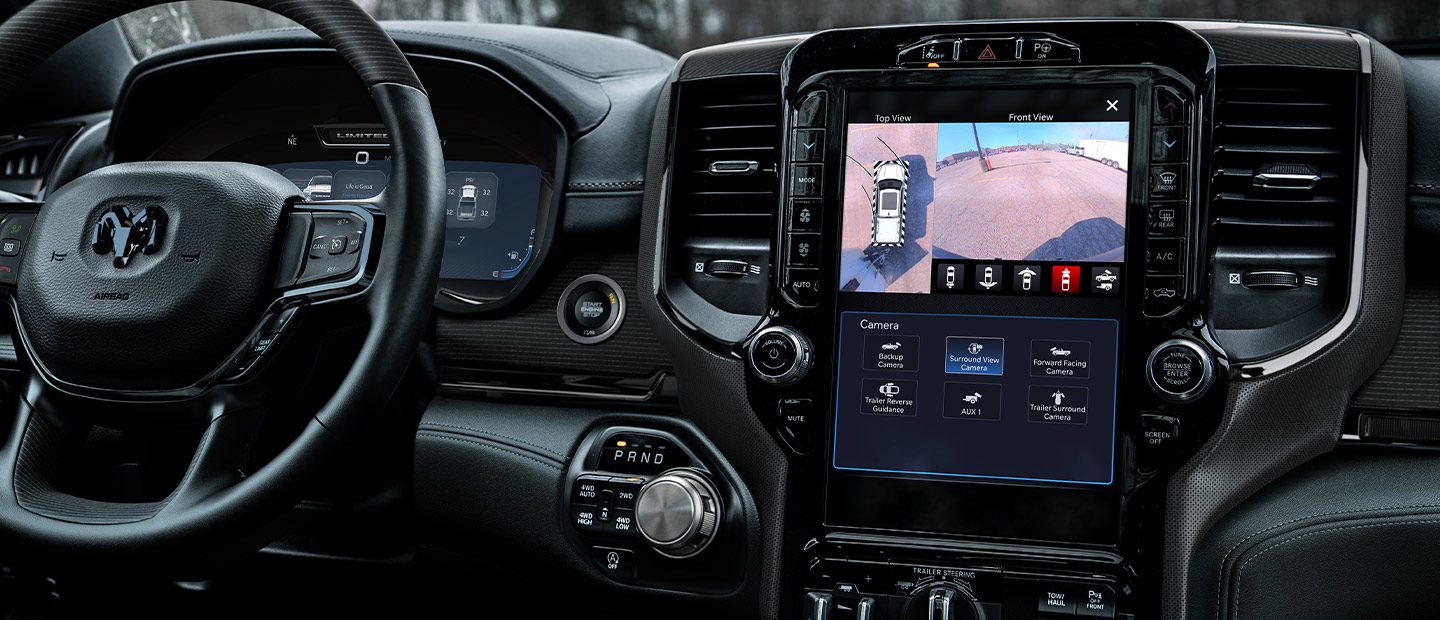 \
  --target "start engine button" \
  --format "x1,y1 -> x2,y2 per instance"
558,274 -> 625,344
